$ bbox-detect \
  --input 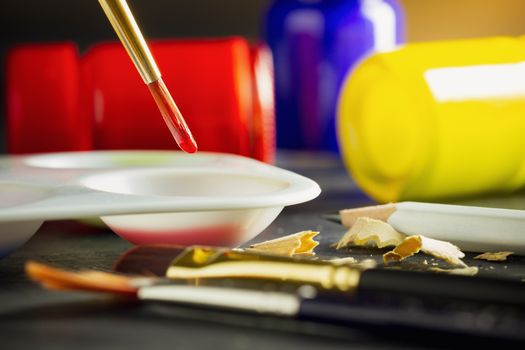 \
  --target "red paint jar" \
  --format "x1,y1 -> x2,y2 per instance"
6,38 -> 275,163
